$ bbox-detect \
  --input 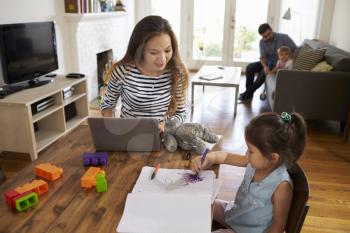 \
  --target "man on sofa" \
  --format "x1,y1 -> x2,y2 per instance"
239,23 -> 297,101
